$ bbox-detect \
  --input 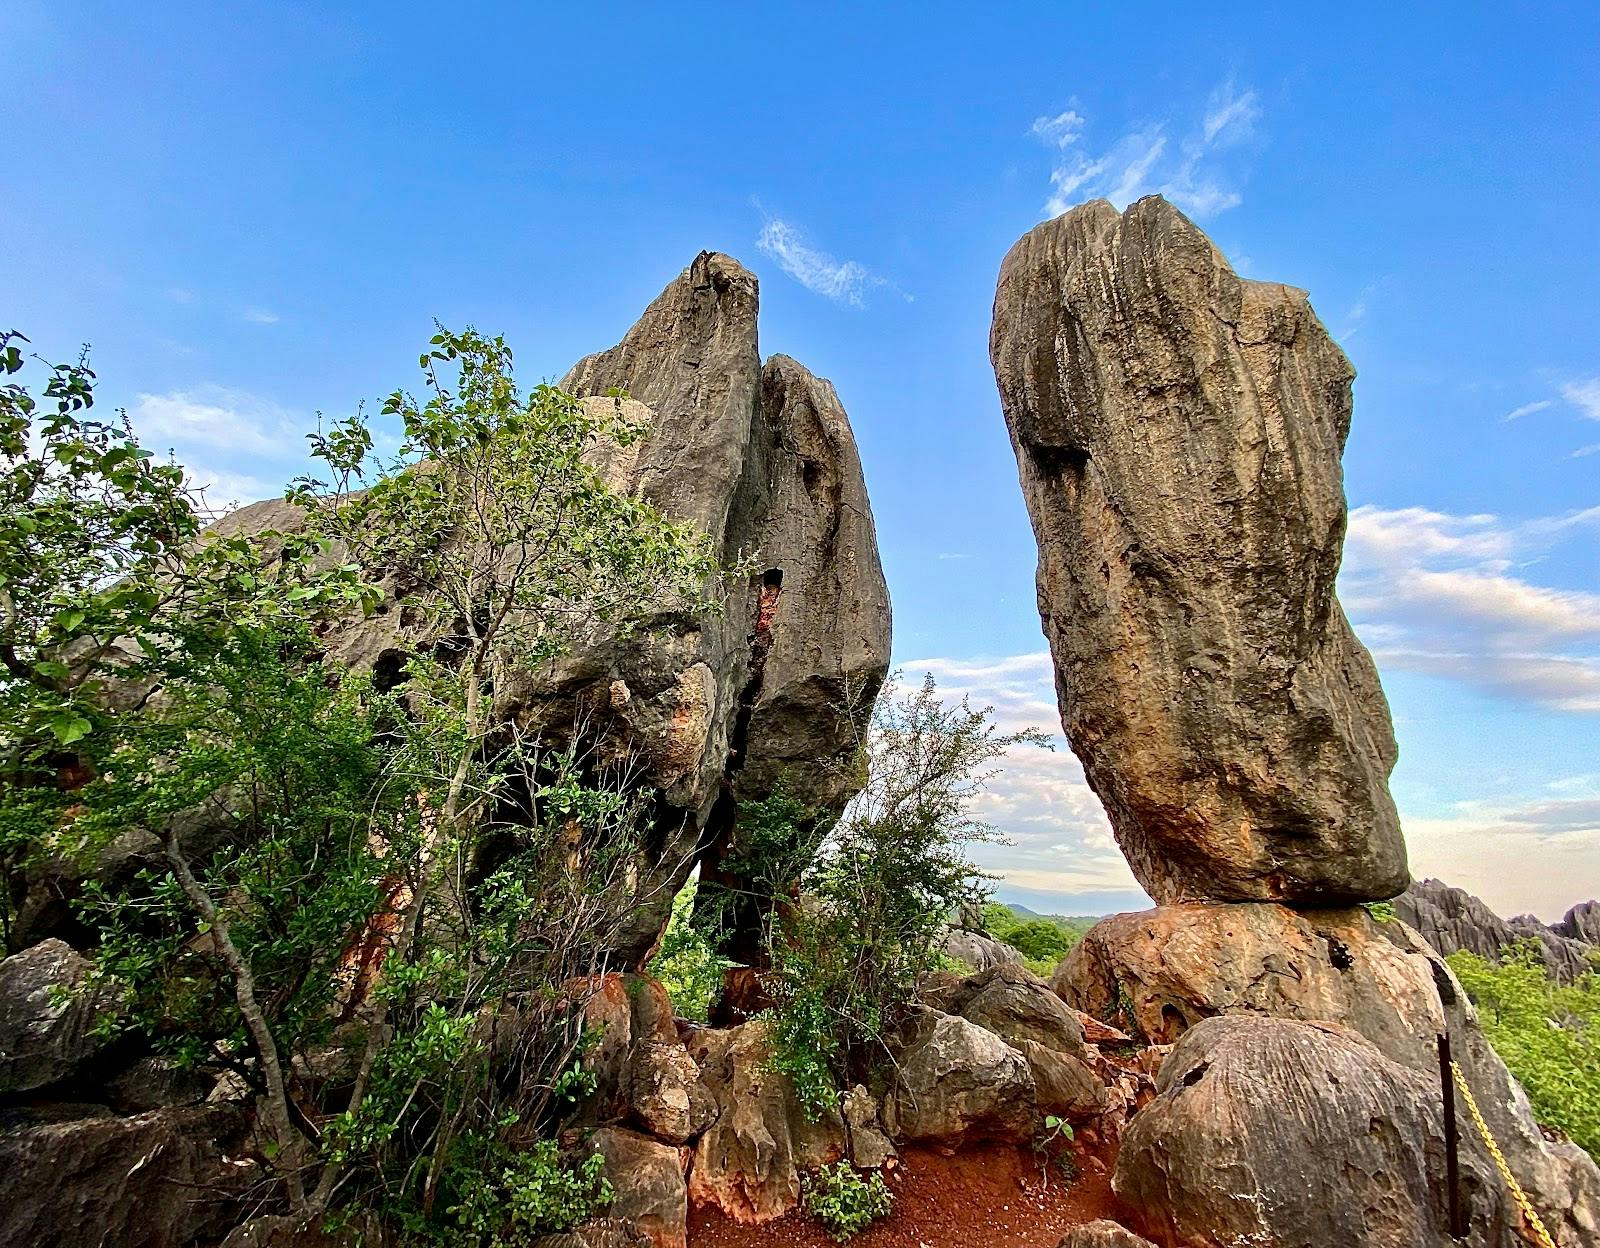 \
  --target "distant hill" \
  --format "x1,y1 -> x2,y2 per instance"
1004,903 -> 1102,934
